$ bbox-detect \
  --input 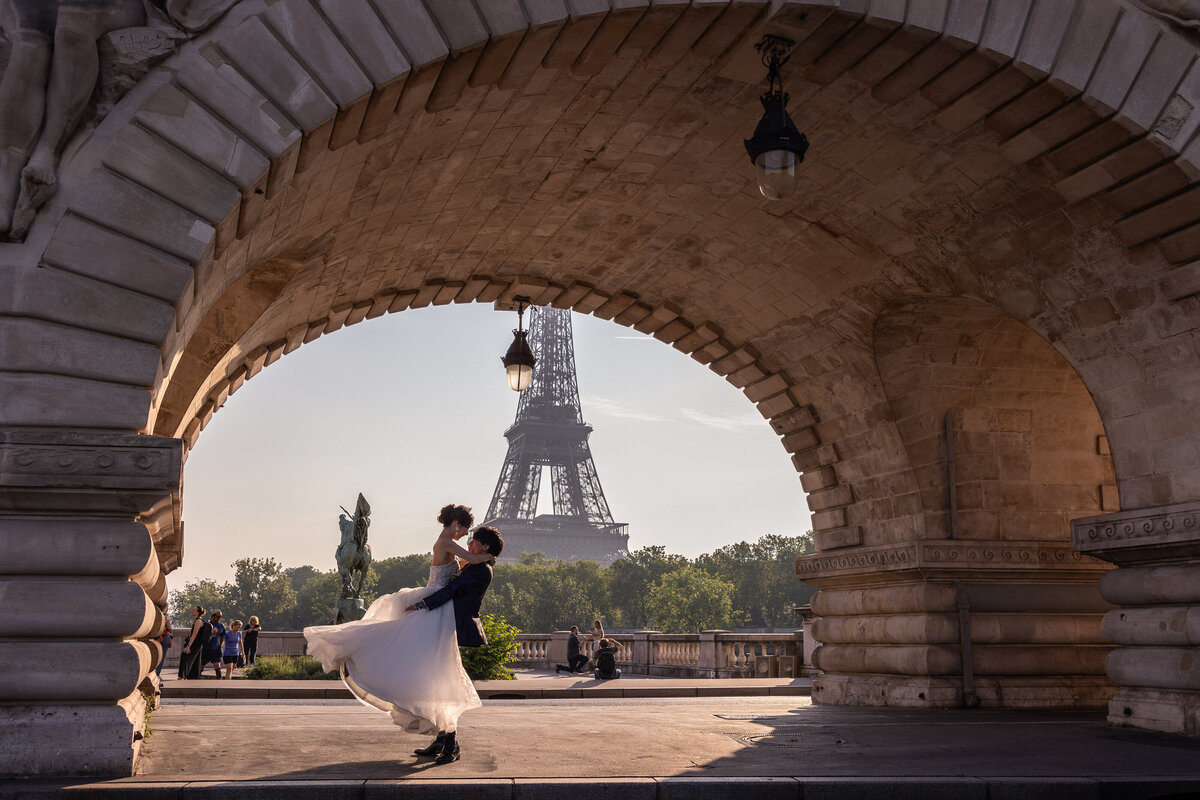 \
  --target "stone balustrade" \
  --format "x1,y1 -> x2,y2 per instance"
164,629 -> 808,681
514,630 -> 806,679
